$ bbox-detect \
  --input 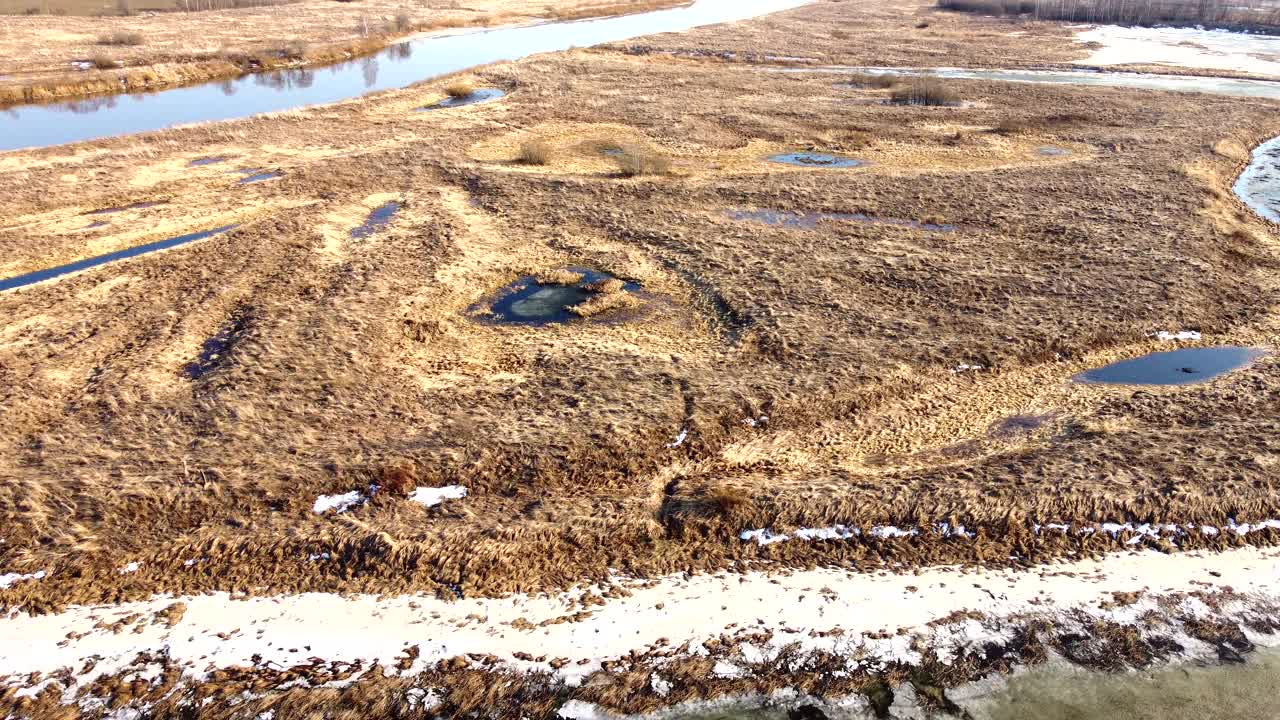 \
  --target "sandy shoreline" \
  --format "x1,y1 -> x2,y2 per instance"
4,545 -> 1279,716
